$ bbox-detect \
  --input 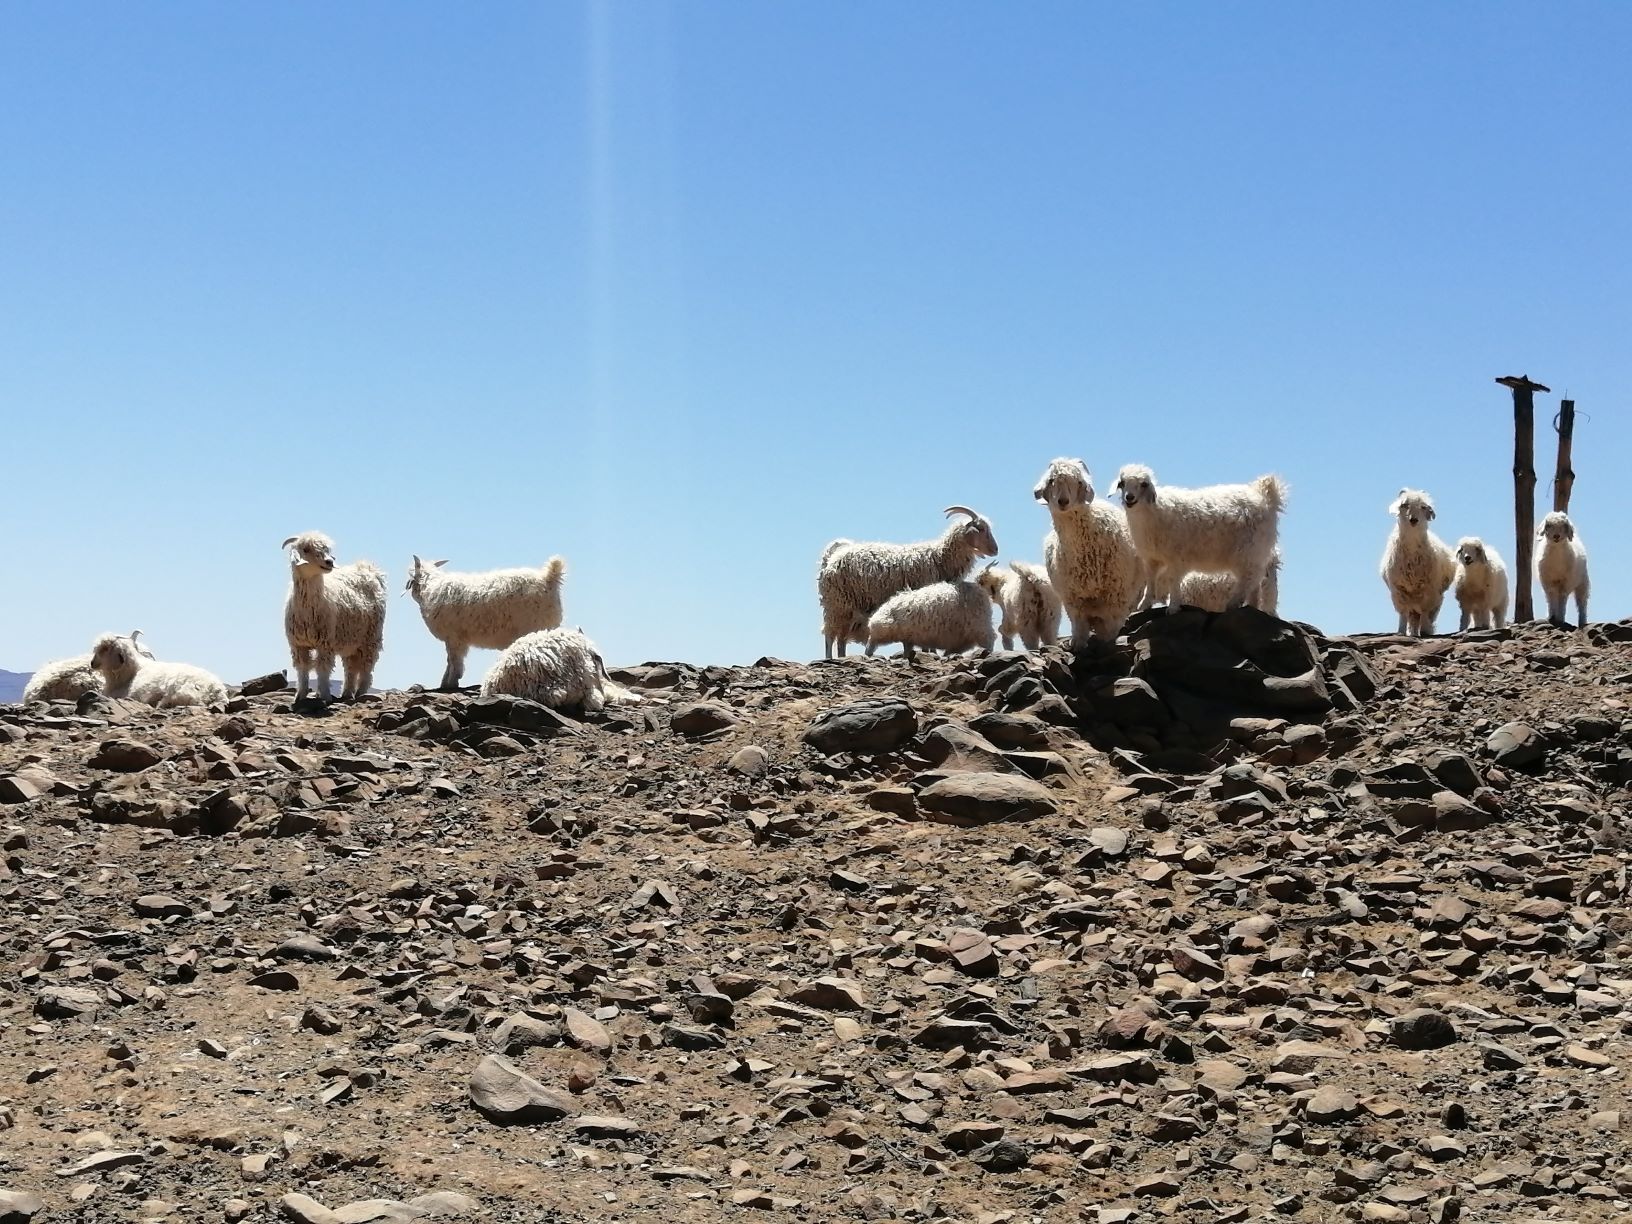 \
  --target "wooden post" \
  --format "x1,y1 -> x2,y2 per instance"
1497,375 -> 1549,622
1553,398 -> 1575,514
